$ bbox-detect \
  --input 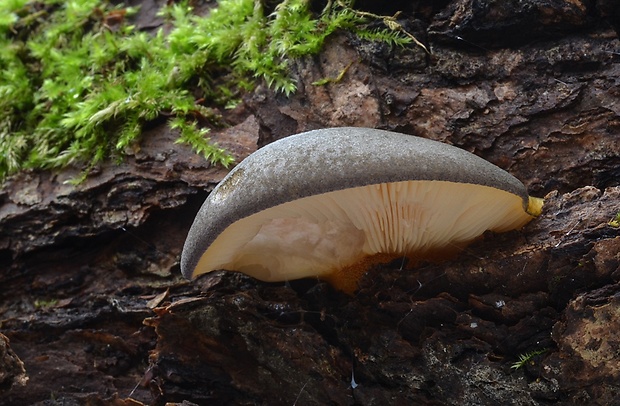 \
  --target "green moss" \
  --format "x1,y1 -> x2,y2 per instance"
510,348 -> 548,370
0,0 -> 414,182
34,298 -> 59,309
312,61 -> 354,86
